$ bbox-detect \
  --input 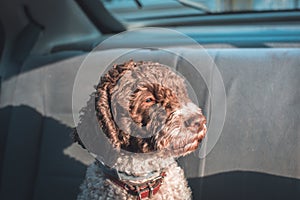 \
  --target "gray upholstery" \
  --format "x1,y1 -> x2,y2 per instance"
178,49 -> 300,199
0,48 -> 299,200
0,52 -> 87,200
